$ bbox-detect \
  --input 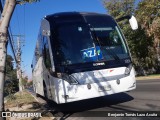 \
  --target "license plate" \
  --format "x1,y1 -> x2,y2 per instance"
98,85 -> 111,92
